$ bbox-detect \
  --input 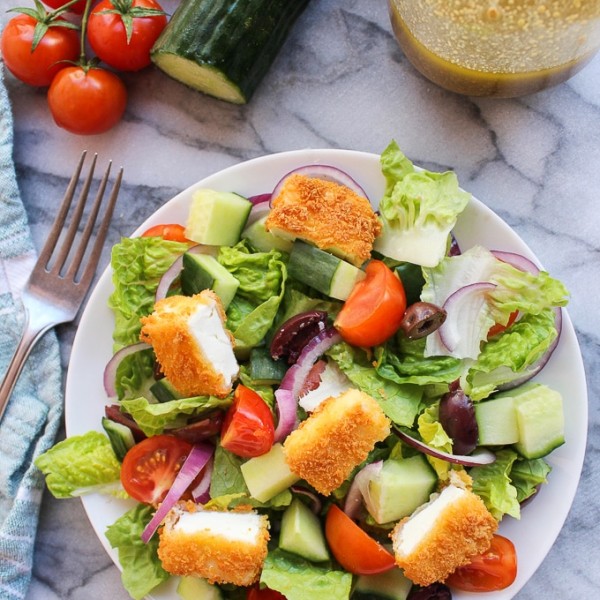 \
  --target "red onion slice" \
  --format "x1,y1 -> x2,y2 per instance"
273,387 -> 299,442
344,460 -> 383,520
491,250 -> 540,275
190,455 -> 214,504
439,282 -> 497,353
141,442 -> 214,543
270,165 -> 369,205
290,485 -> 323,514
248,193 -> 272,205
244,199 -> 272,229
103,342 -> 152,398
393,427 -> 496,467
